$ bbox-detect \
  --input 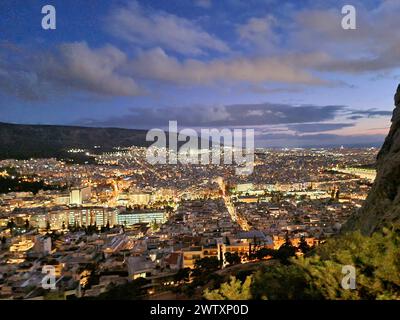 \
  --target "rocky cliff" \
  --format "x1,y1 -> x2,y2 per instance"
344,84 -> 400,234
